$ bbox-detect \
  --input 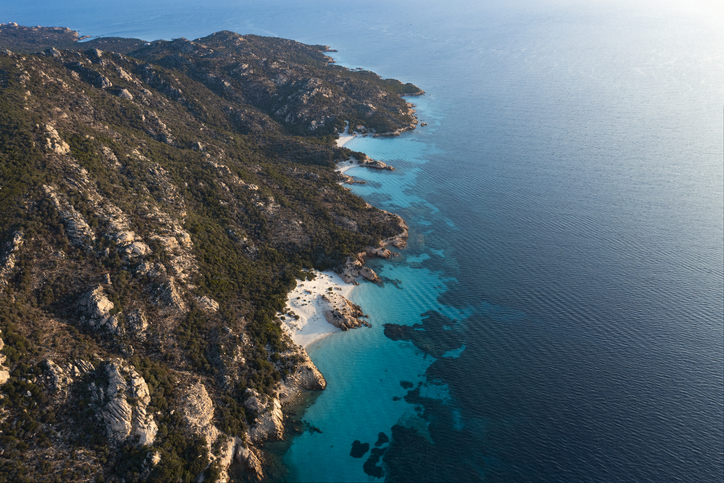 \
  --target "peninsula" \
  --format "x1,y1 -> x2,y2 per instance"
0,24 -> 420,482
